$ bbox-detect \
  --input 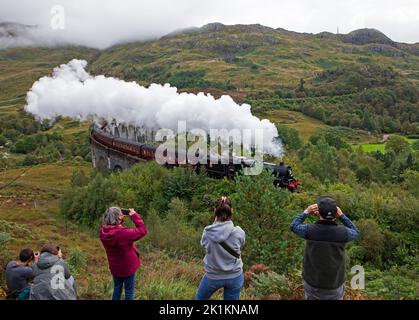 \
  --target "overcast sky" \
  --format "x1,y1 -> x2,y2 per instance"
1,0 -> 418,48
